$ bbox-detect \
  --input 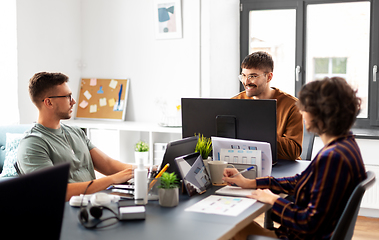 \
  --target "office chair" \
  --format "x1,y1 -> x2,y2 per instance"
14,162 -> 21,175
300,124 -> 315,160
247,171 -> 376,240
